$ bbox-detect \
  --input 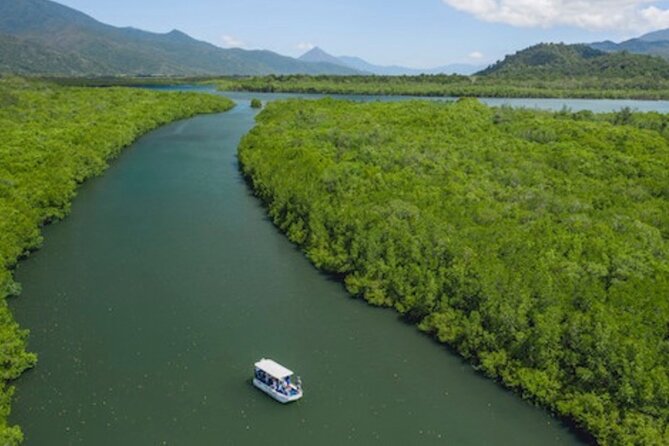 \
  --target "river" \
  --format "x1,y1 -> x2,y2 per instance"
11,91 -> 661,445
